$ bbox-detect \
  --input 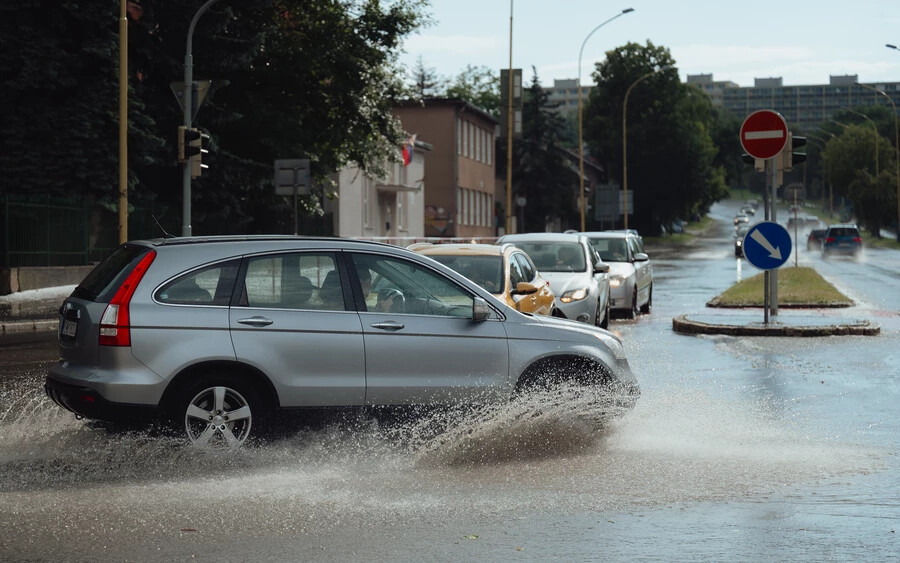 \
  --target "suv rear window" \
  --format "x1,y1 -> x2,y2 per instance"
71,244 -> 152,302
828,227 -> 859,237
